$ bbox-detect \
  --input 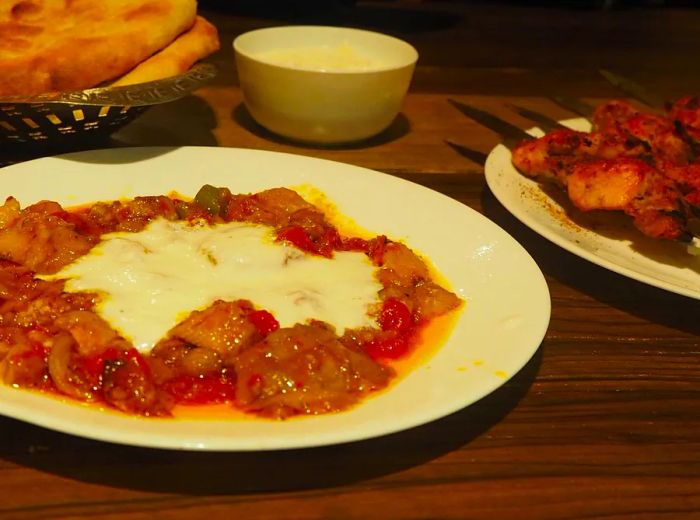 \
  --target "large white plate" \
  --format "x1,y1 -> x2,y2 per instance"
0,146 -> 549,450
486,118 -> 700,300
